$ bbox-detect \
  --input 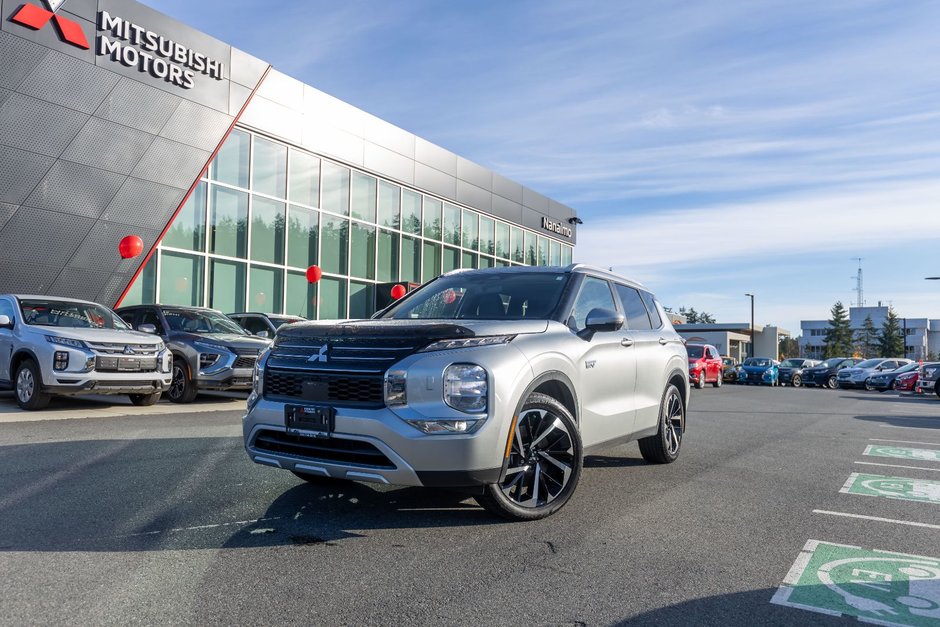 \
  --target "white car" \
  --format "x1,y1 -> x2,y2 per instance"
836,358 -> 913,390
